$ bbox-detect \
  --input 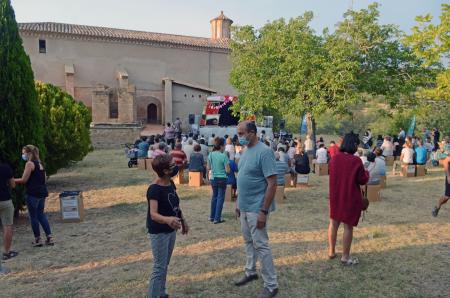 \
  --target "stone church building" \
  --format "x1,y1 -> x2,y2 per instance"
19,12 -> 235,147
